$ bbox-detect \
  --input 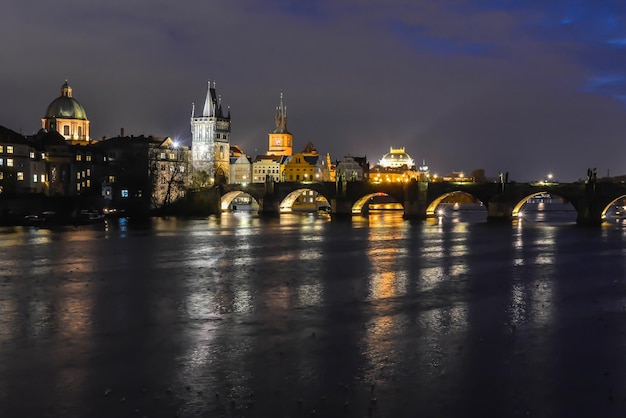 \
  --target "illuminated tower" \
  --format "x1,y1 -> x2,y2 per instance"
42,80 -> 90,144
191,81 -> 231,183
267,93 -> 293,156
